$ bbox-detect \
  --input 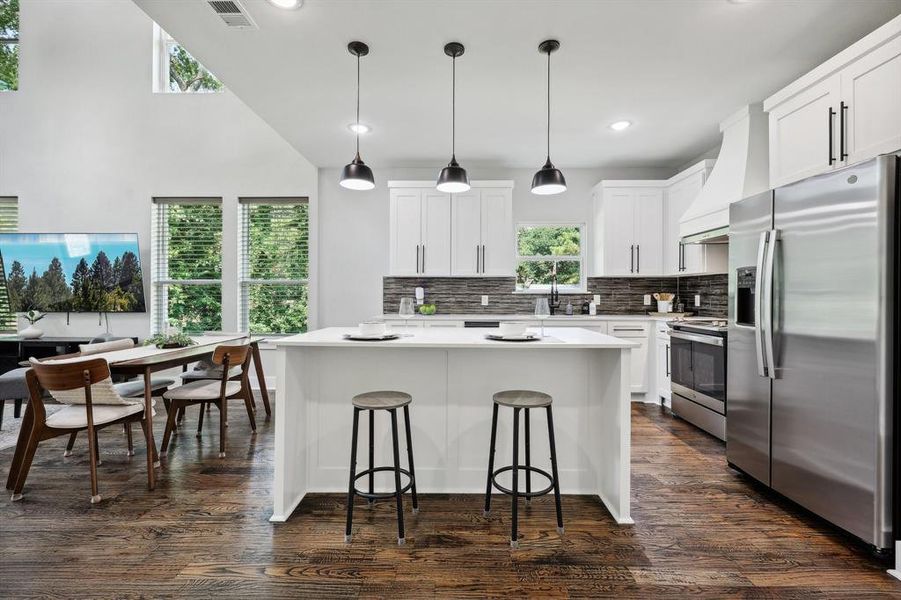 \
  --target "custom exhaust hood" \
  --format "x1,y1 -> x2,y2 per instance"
680,104 -> 769,244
